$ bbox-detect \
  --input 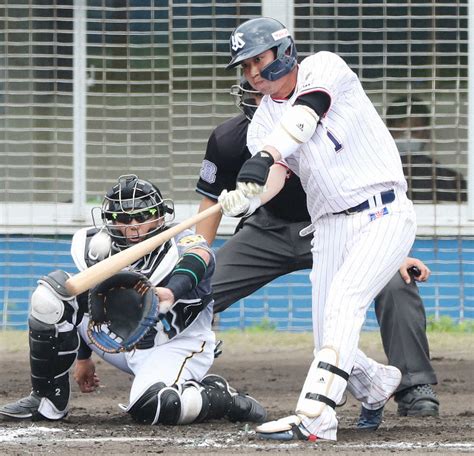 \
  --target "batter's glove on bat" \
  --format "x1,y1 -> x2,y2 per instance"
87,271 -> 160,353
236,151 -> 275,197
218,189 -> 261,217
